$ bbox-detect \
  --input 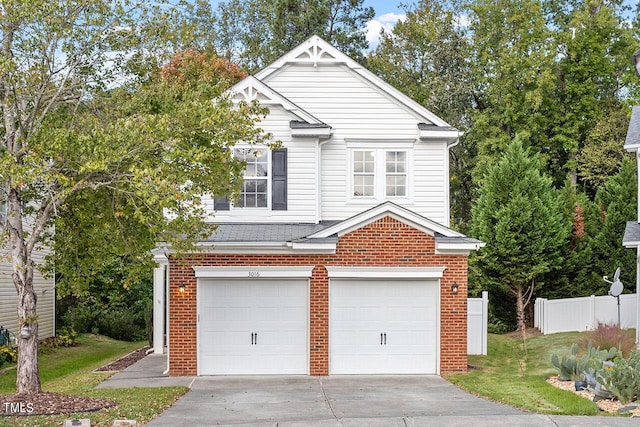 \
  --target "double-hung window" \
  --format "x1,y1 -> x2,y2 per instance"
385,151 -> 406,197
351,148 -> 408,200
234,148 -> 269,208
212,147 -> 287,211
